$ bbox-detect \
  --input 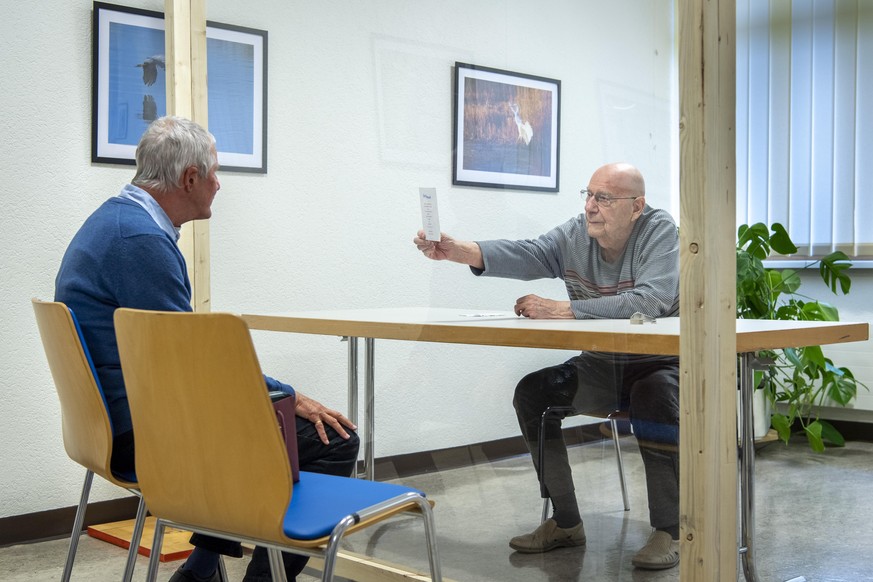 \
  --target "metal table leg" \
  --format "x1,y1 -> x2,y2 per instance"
738,352 -> 759,582
346,337 -> 361,477
740,353 -> 808,582
346,336 -> 375,480
363,337 -> 375,480
347,337 -> 358,428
